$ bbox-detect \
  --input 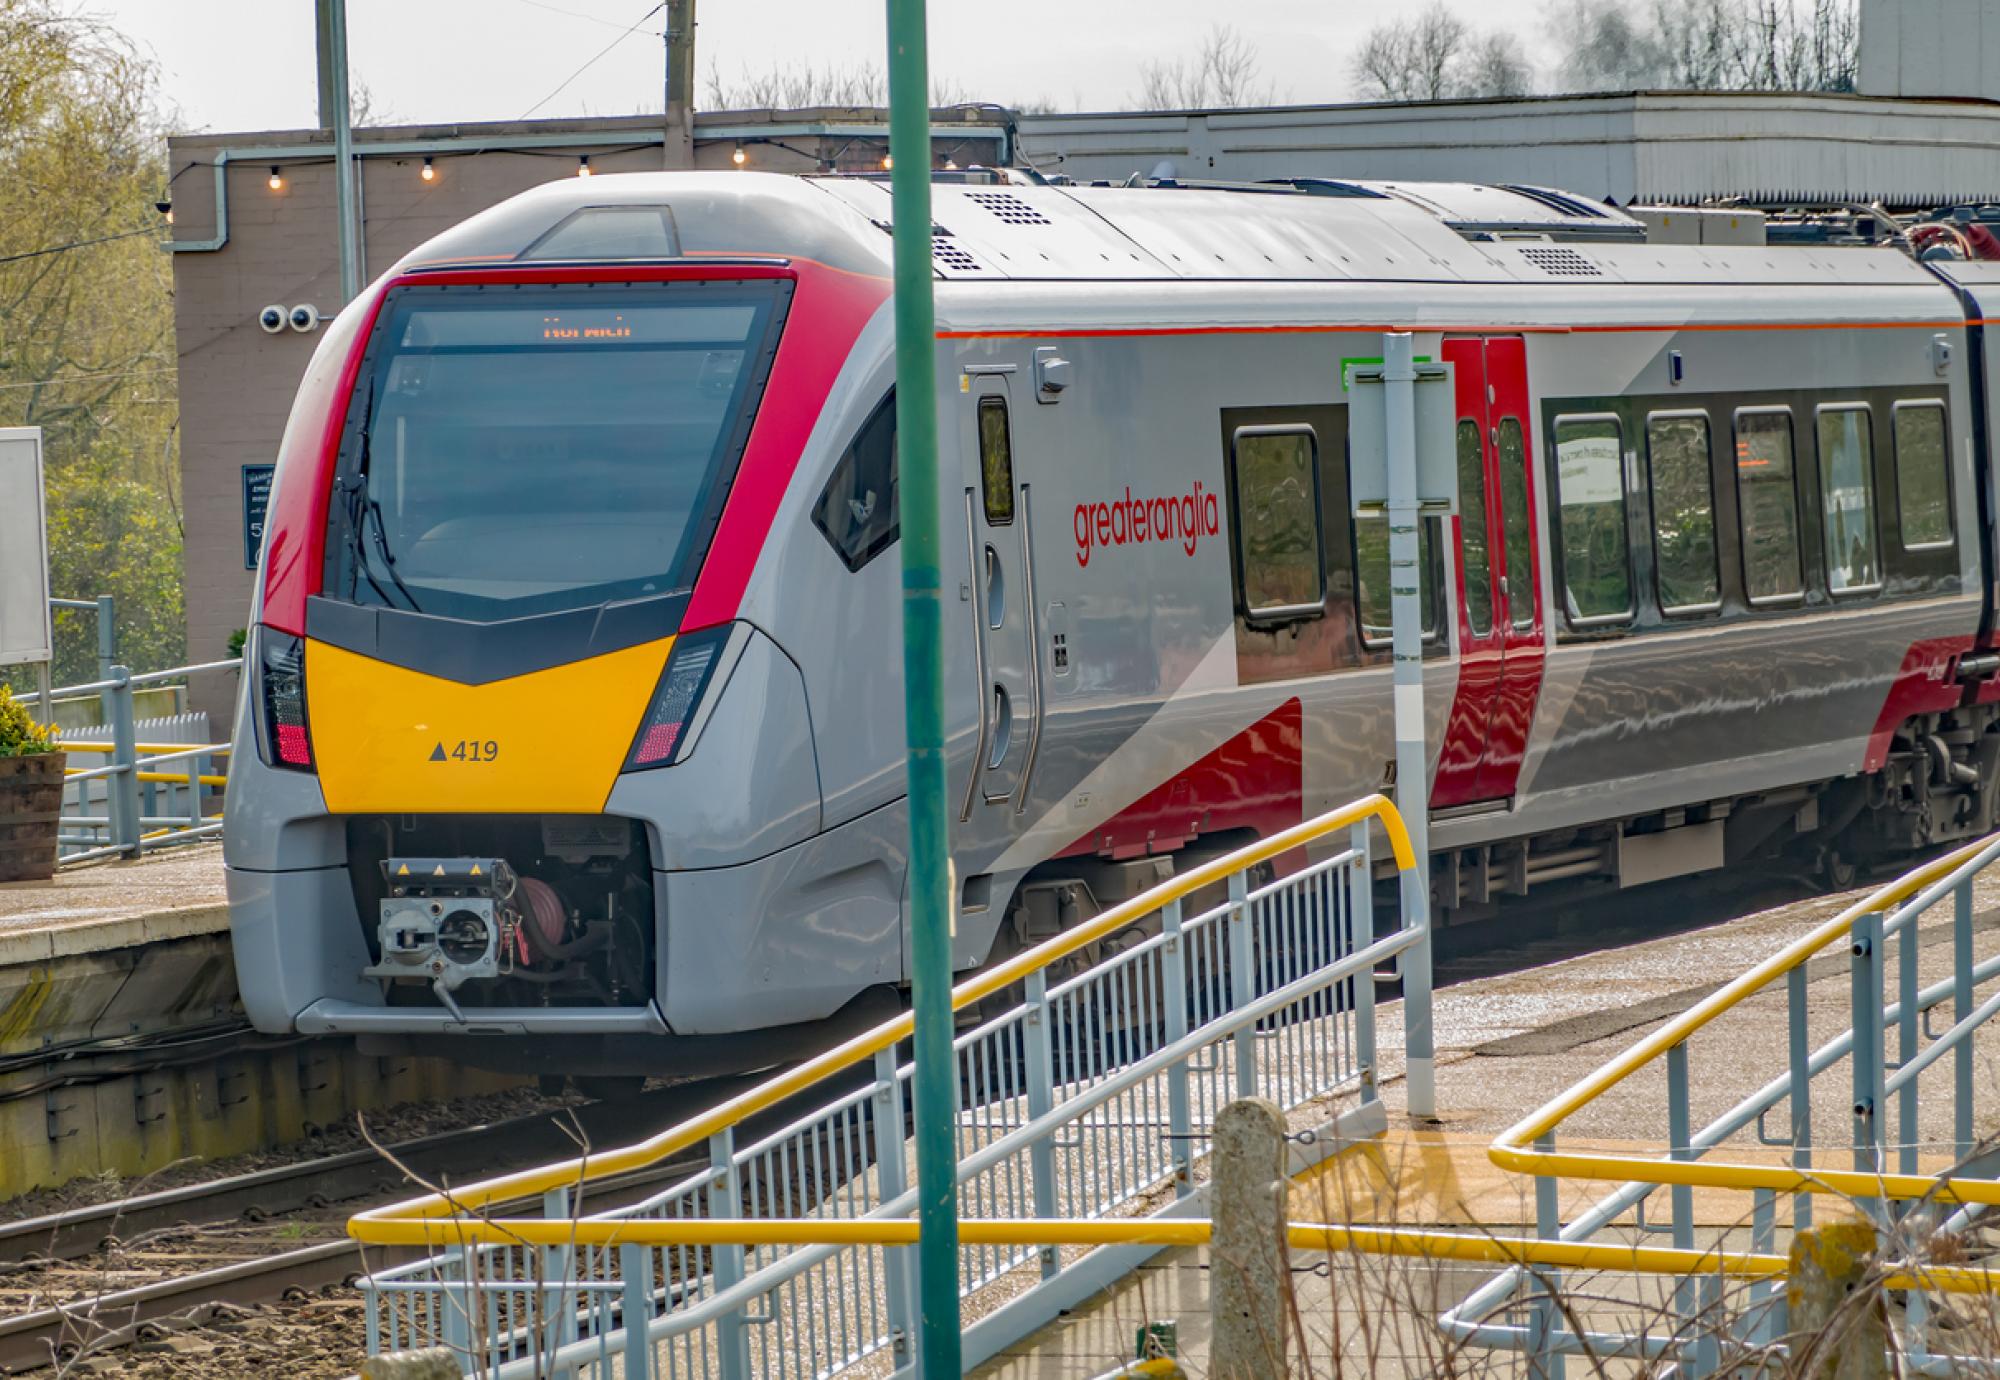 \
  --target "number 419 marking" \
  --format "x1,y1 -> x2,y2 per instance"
429,740 -> 500,763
